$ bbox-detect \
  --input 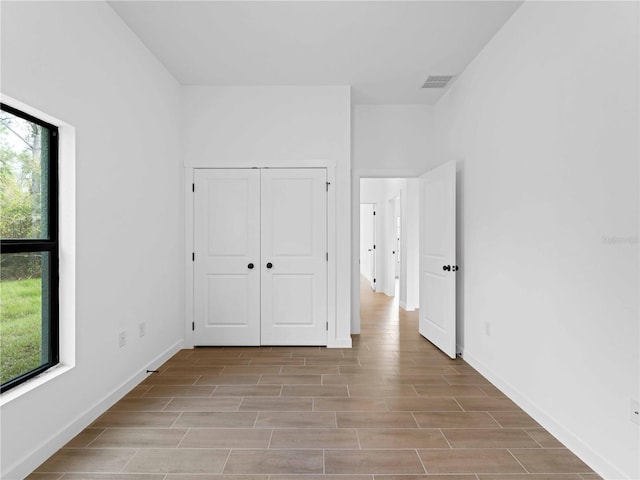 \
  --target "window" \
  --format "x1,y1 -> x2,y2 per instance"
0,103 -> 59,393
